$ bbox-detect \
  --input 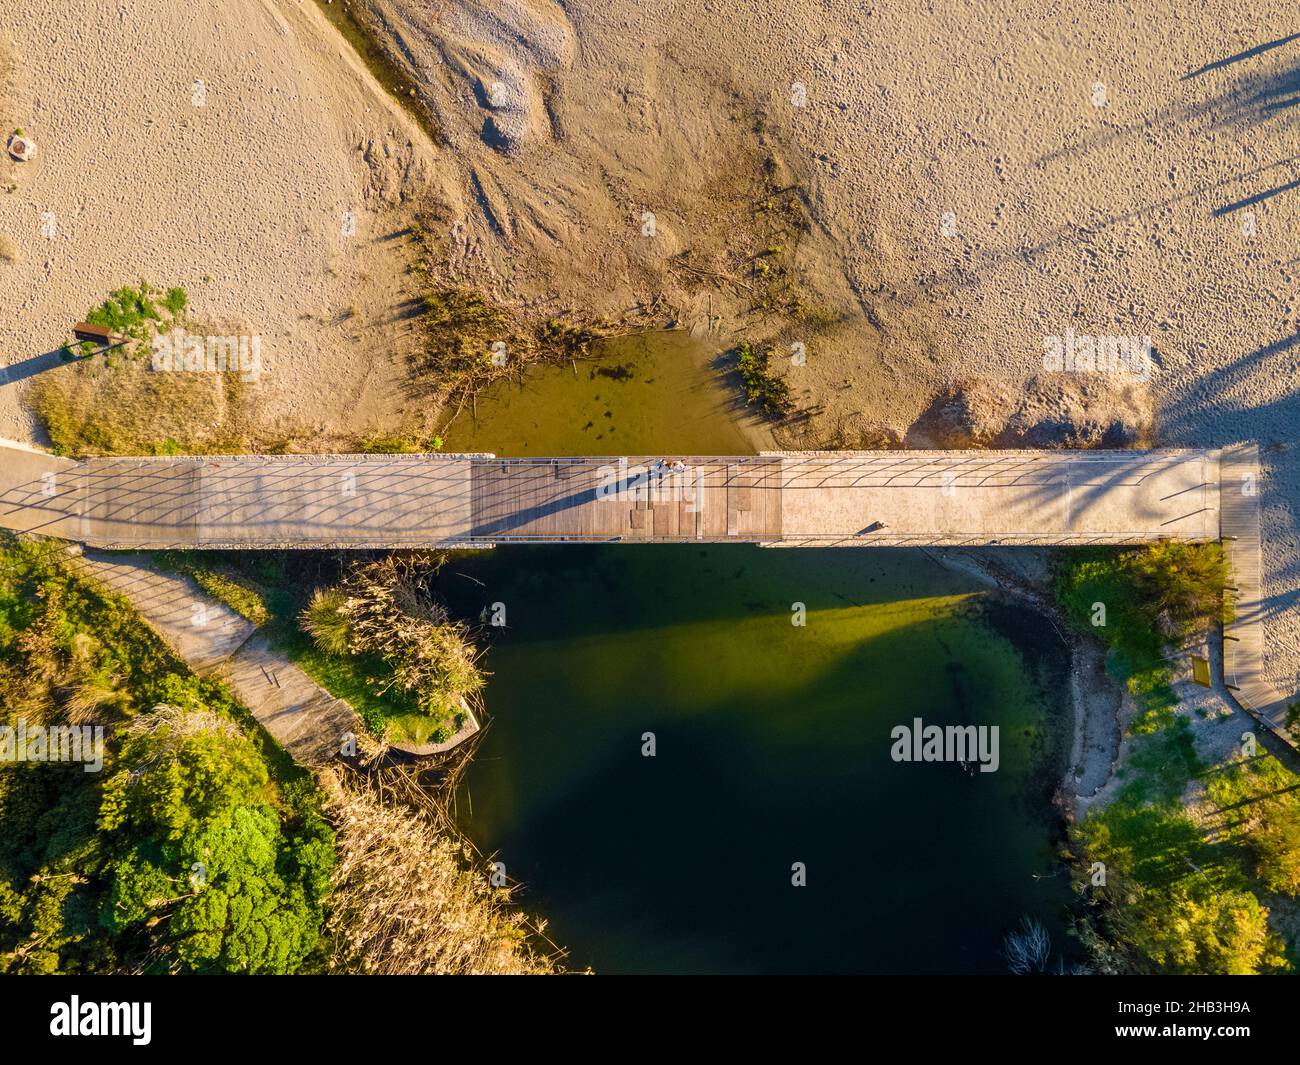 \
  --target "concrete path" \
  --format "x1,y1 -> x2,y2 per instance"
75,550 -> 361,767
765,449 -> 1220,545
216,632 -> 361,766
1220,444 -> 1295,738
79,550 -> 255,669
